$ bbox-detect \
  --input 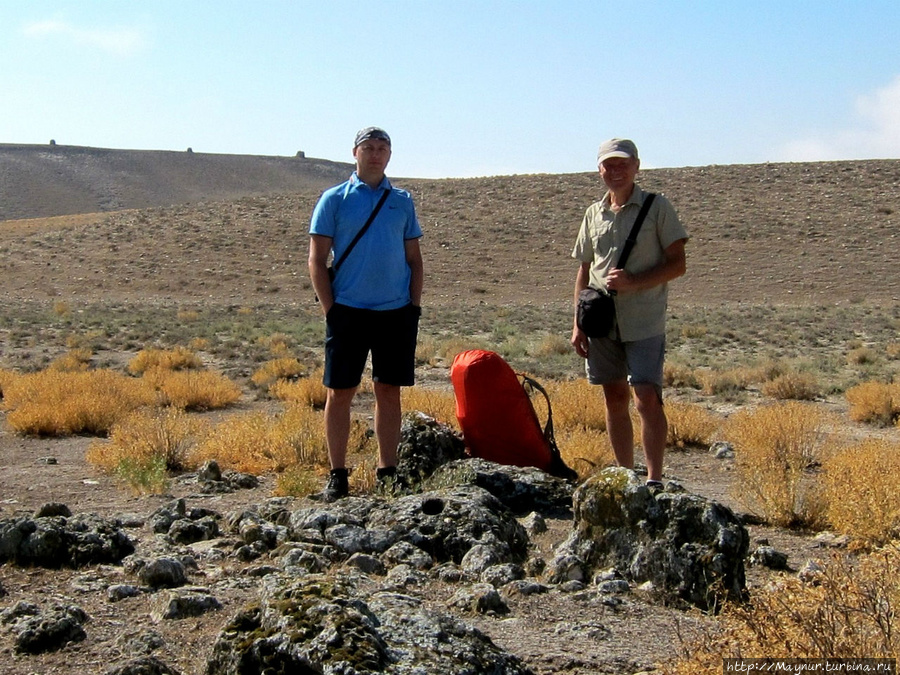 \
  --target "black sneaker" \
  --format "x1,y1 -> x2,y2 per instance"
646,480 -> 664,496
375,466 -> 408,497
310,468 -> 349,503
